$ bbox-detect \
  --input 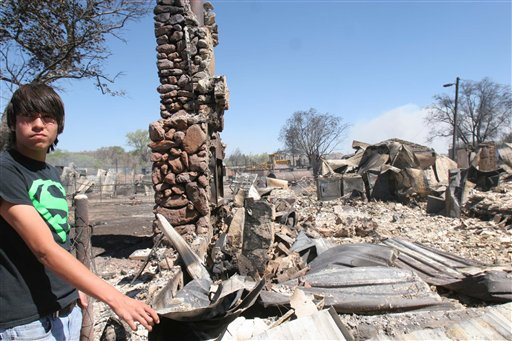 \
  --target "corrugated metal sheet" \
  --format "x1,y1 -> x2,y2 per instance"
250,307 -> 350,340
260,266 -> 447,314
381,238 -> 480,286
370,302 -> 512,340
381,238 -> 512,302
